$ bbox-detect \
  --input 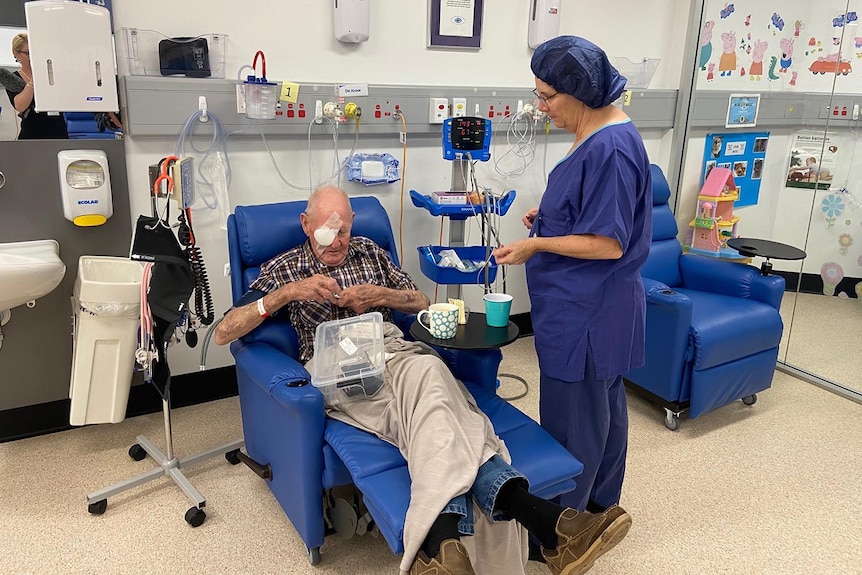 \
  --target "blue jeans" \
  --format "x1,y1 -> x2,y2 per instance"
442,454 -> 528,536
